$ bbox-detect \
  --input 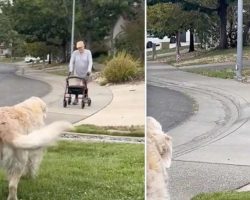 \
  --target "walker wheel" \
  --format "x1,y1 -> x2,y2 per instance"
63,99 -> 67,108
81,100 -> 85,109
68,97 -> 71,105
88,99 -> 91,106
